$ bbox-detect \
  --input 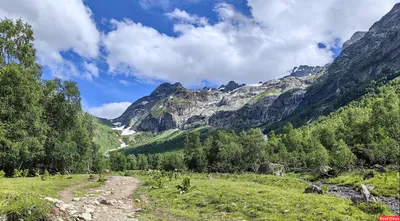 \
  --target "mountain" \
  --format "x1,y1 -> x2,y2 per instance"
268,3 -> 400,130
111,67 -> 325,132
111,3 -> 400,135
